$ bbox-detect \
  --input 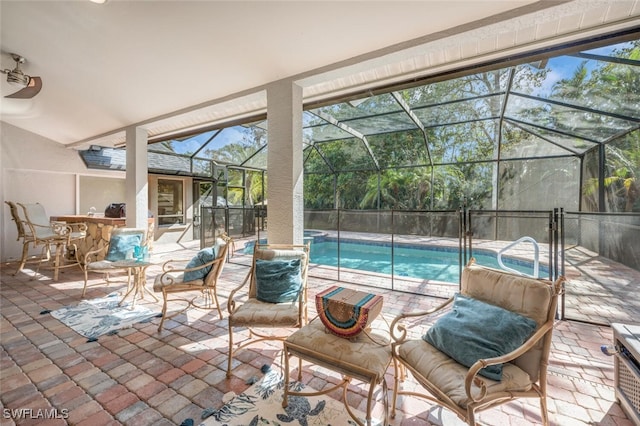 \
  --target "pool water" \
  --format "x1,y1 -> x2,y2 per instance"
309,240 -> 545,283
